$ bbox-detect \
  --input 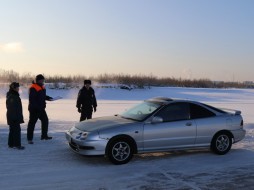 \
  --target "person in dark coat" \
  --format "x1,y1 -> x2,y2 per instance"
27,74 -> 53,144
6,82 -> 25,149
76,80 -> 97,121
